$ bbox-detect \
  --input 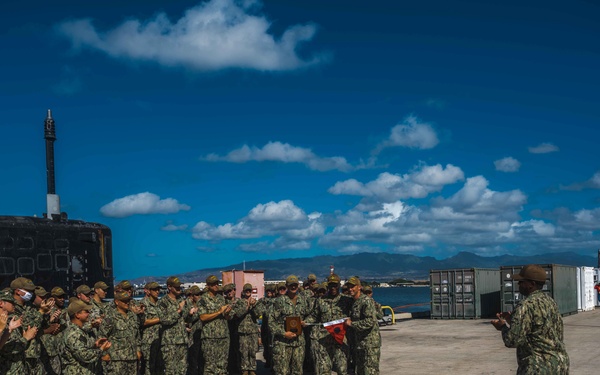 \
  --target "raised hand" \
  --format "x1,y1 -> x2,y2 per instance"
9,316 -> 23,333
23,326 -> 38,341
